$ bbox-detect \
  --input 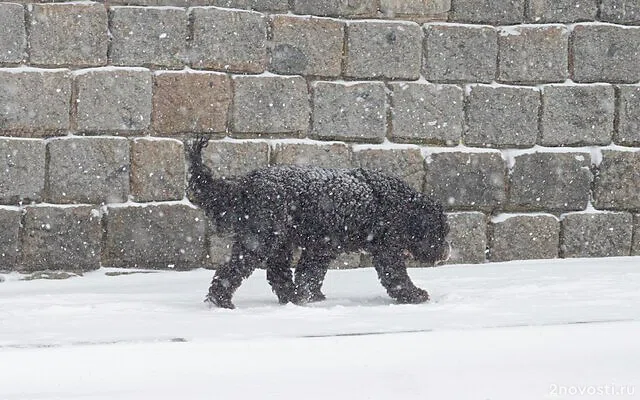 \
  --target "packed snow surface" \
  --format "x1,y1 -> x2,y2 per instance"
1,257 -> 639,399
